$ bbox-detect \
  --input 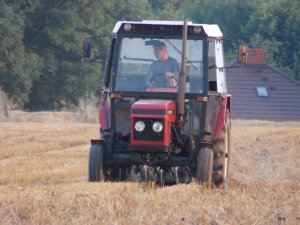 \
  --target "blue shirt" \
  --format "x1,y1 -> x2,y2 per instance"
150,57 -> 180,78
